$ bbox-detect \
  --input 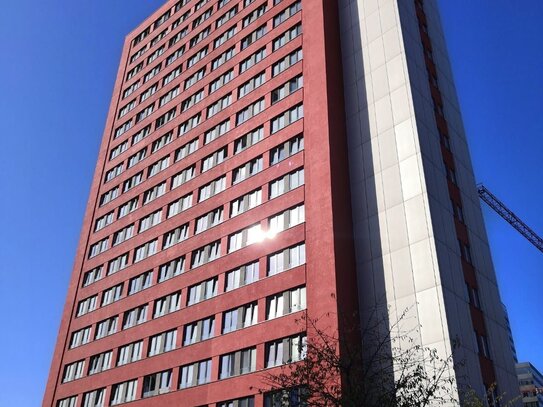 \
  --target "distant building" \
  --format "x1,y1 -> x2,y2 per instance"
517,362 -> 543,407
